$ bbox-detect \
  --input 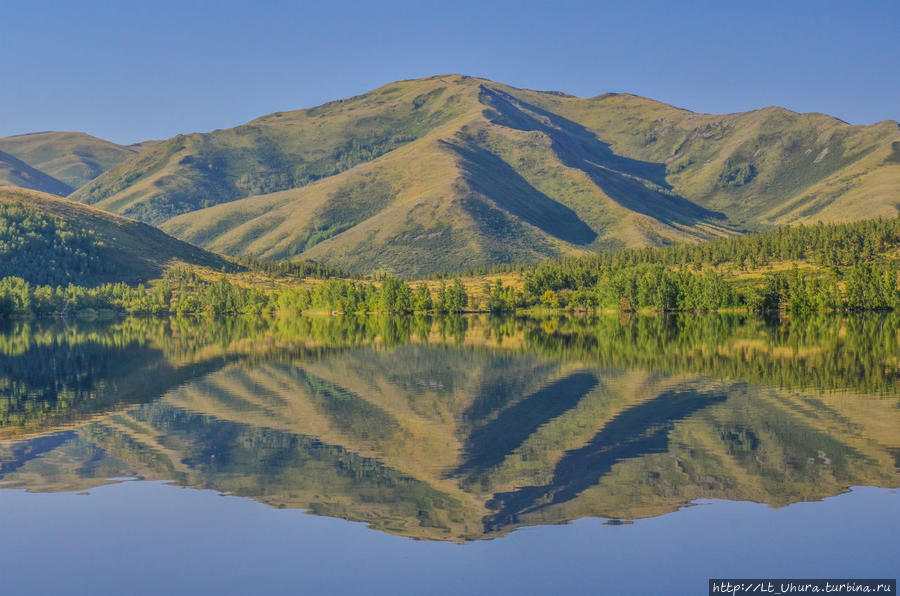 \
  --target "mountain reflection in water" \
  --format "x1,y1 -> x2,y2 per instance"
1,313 -> 897,541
